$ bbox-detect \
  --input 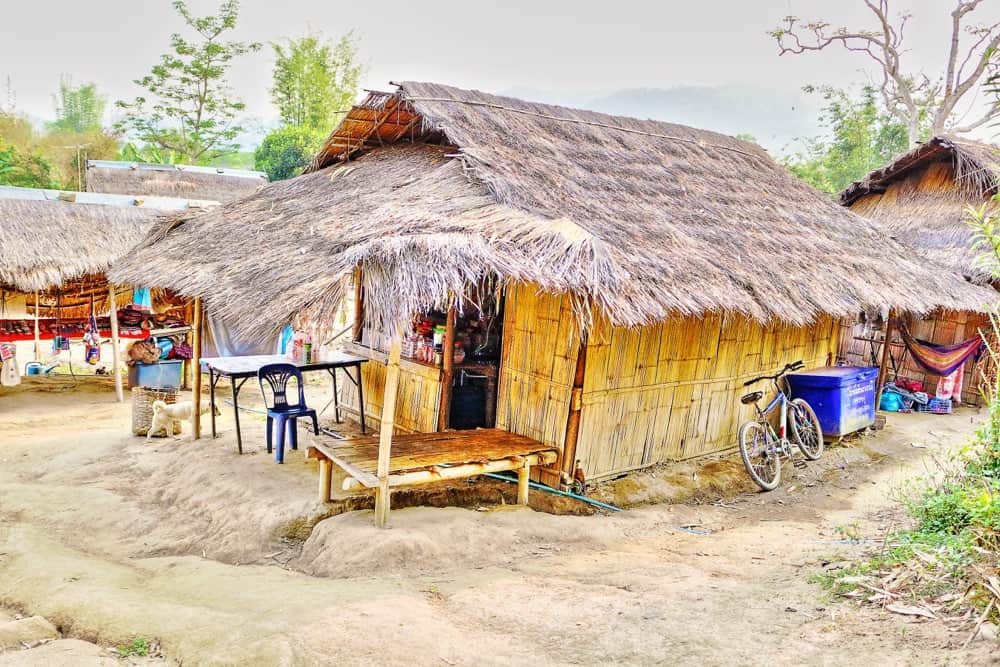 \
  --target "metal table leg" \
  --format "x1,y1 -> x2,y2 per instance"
355,363 -> 367,434
209,368 -> 218,438
231,375 -> 250,454
331,369 -> 341,423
